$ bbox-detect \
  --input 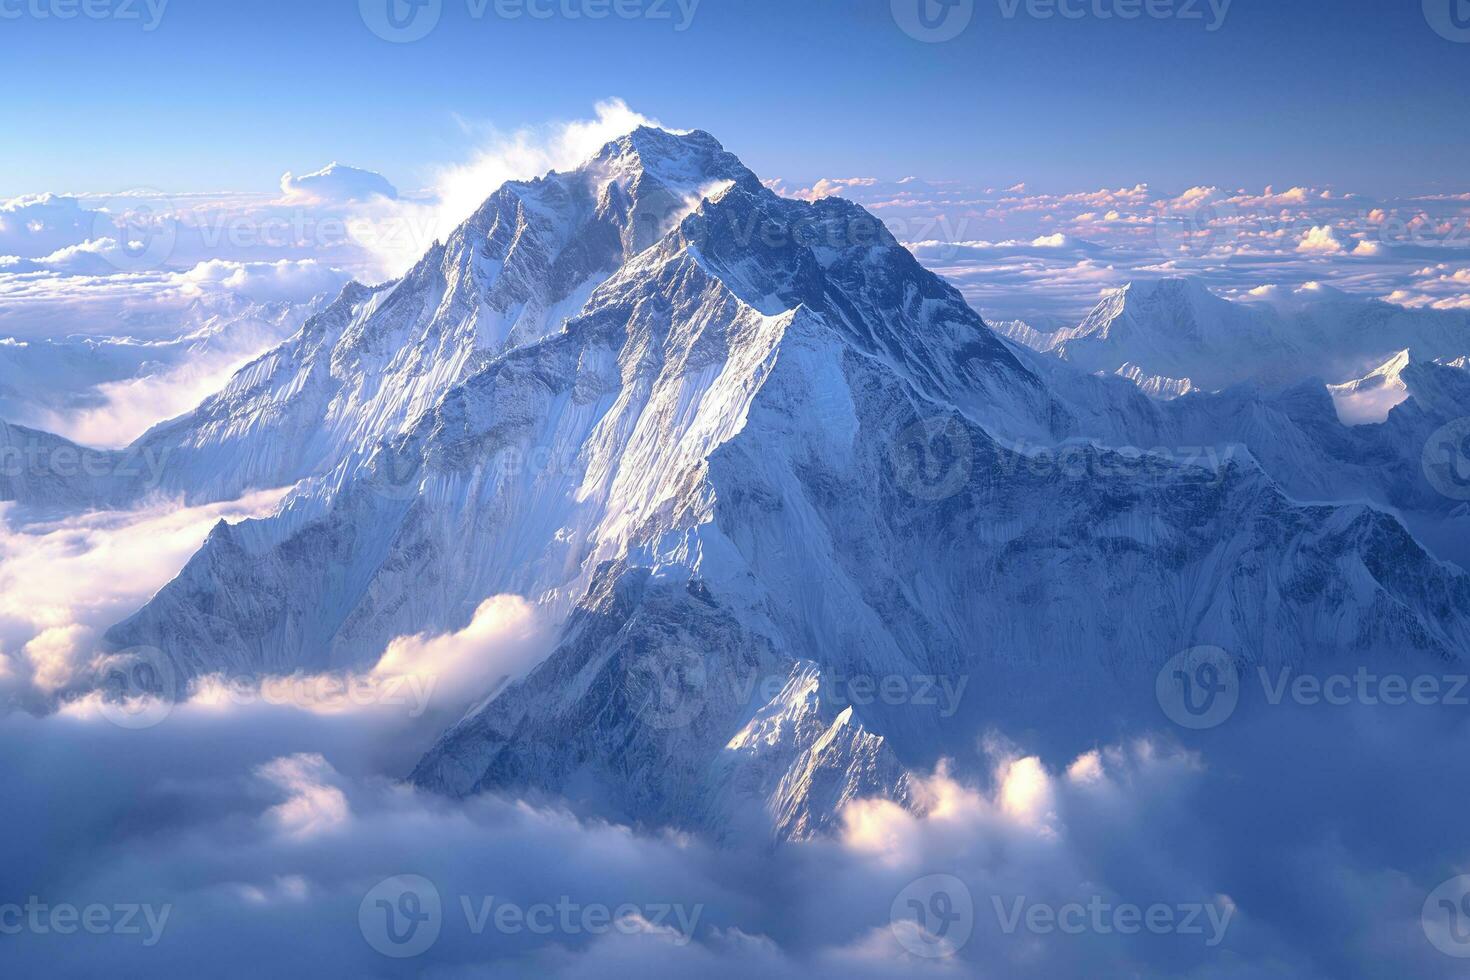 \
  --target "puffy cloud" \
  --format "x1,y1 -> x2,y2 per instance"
773,177 -> 882,202
258,753 -> 353,840
0,255 -> 340,344
279,163 -> 398,204
1165,185 -> 1224,210
1297,225 -> 1346,254
1230,185 -> 1316,208
176,257 -> 351,304
0,194 -> 101,257
370,595 -> 548,710
28,236 -> 142,275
